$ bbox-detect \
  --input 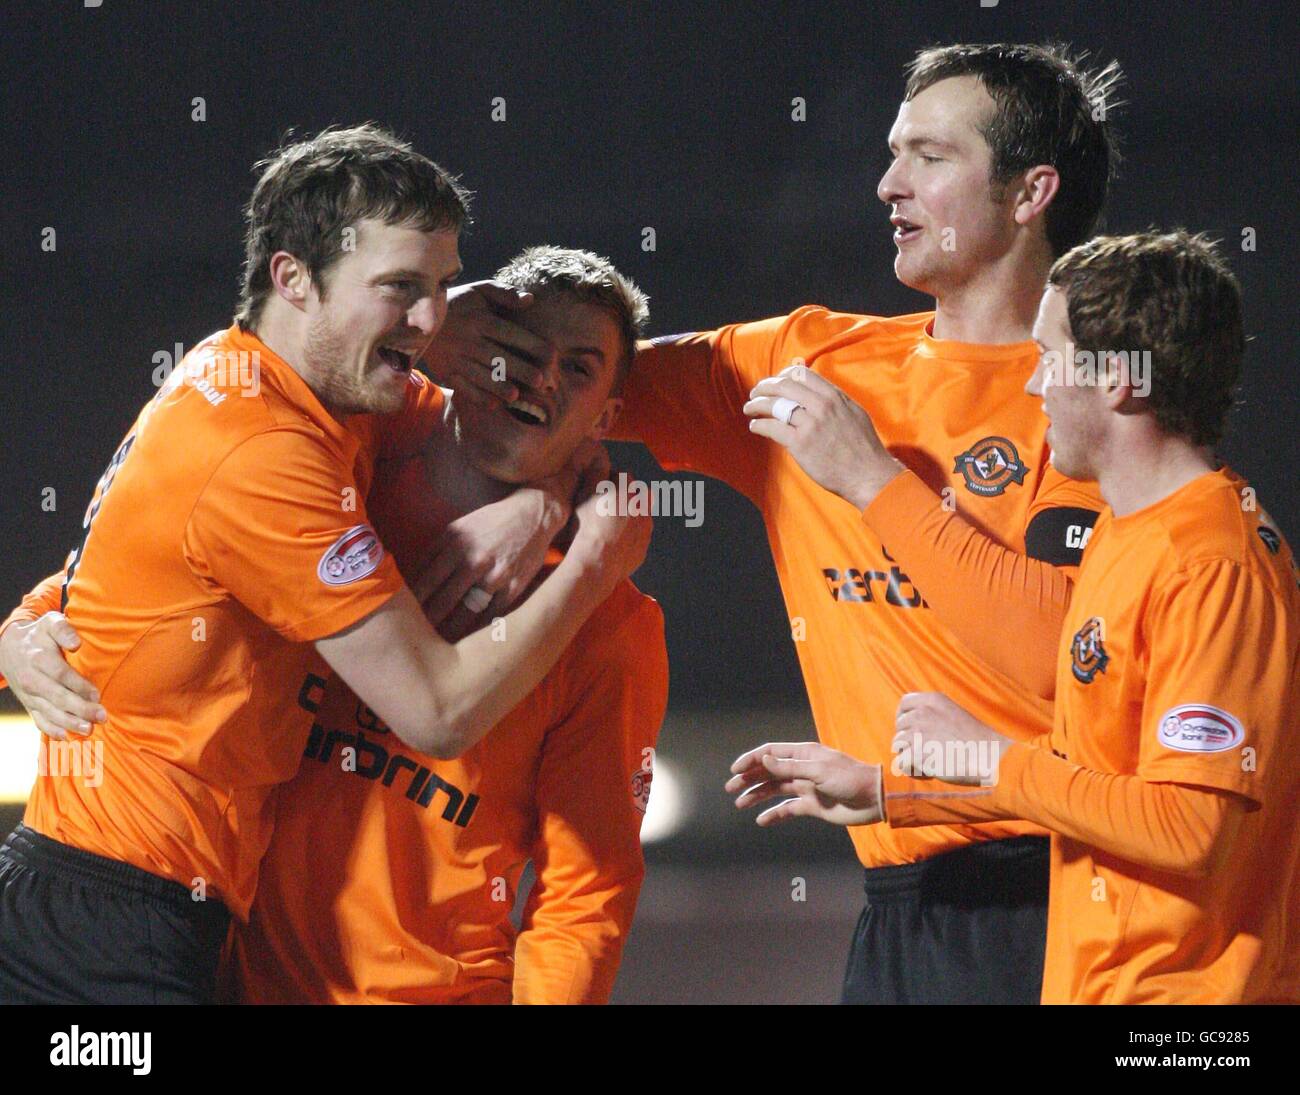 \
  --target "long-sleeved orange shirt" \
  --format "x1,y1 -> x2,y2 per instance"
618,310 -> 1101,869
883,469 -> 1300,1002
229,446 -> 669,1003
5,395 -> 669,1004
